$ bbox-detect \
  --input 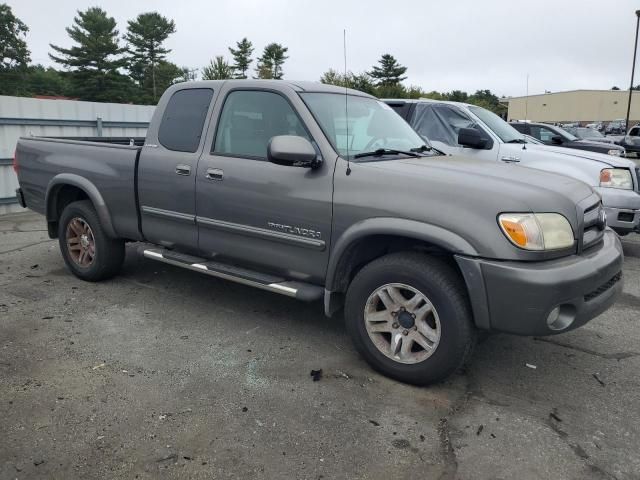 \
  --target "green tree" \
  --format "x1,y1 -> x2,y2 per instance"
0,3 -> 30,70
23,65 -> 71,96
468,89 -> 505,114
368,54 -> 407,87
445,90 -> 469,102
0,3 -> 32,95
134,60 -> 182,103
202,56 -> 234,80
320,69 -> 376,95
49,7 -> 132,102
178,66 -> 198,82
229,38 -> 253,79
255,43 -> 288,79
421,91 -> 446,100
124,12 -> 176,101
405,85 -> 426,99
